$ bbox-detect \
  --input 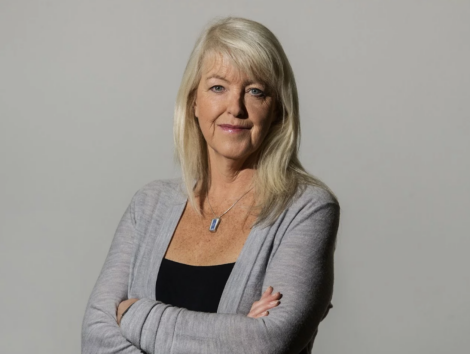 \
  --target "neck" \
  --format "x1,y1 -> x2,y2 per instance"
205,148 -> 258,201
